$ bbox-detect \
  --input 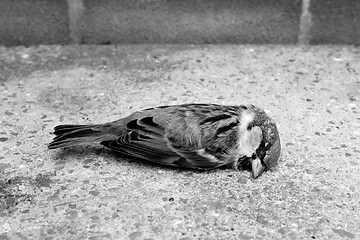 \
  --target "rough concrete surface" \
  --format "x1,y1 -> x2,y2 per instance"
0,45 -> 359,240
